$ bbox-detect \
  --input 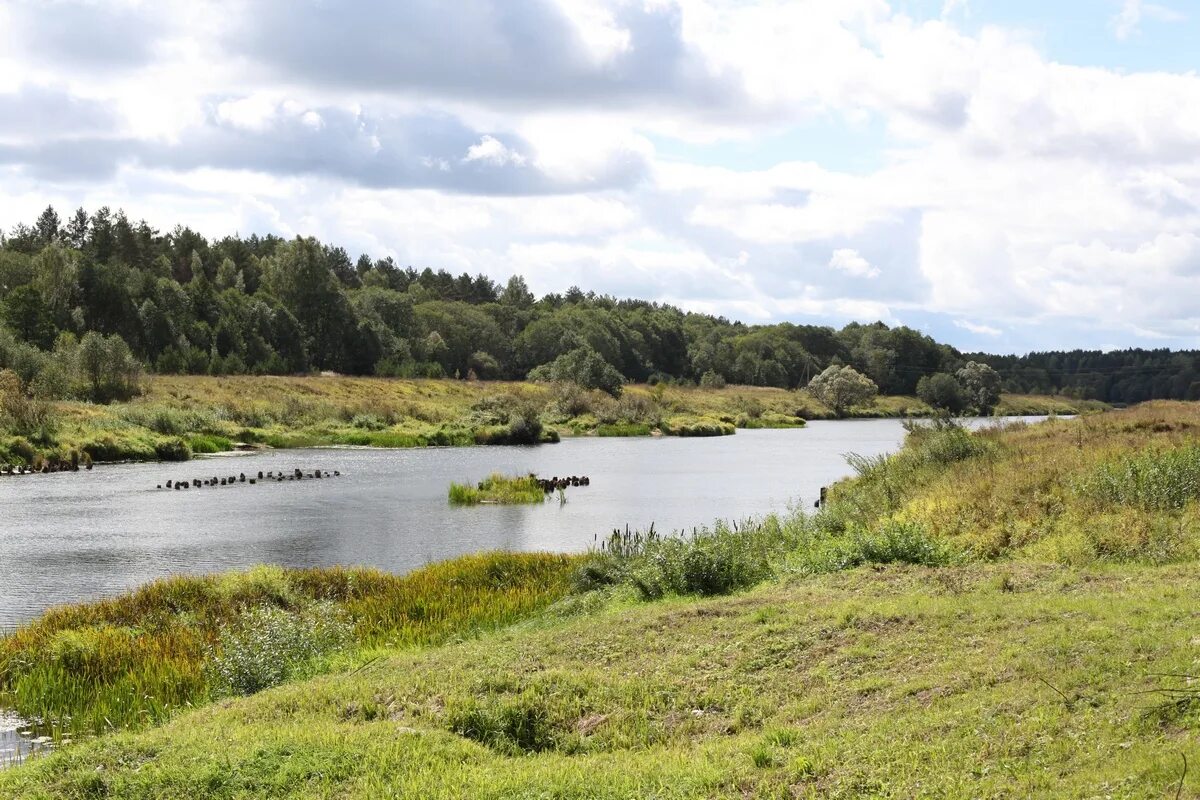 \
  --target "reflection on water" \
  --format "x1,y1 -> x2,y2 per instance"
0,418 -> 1050,630
0,711 -> 51,768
